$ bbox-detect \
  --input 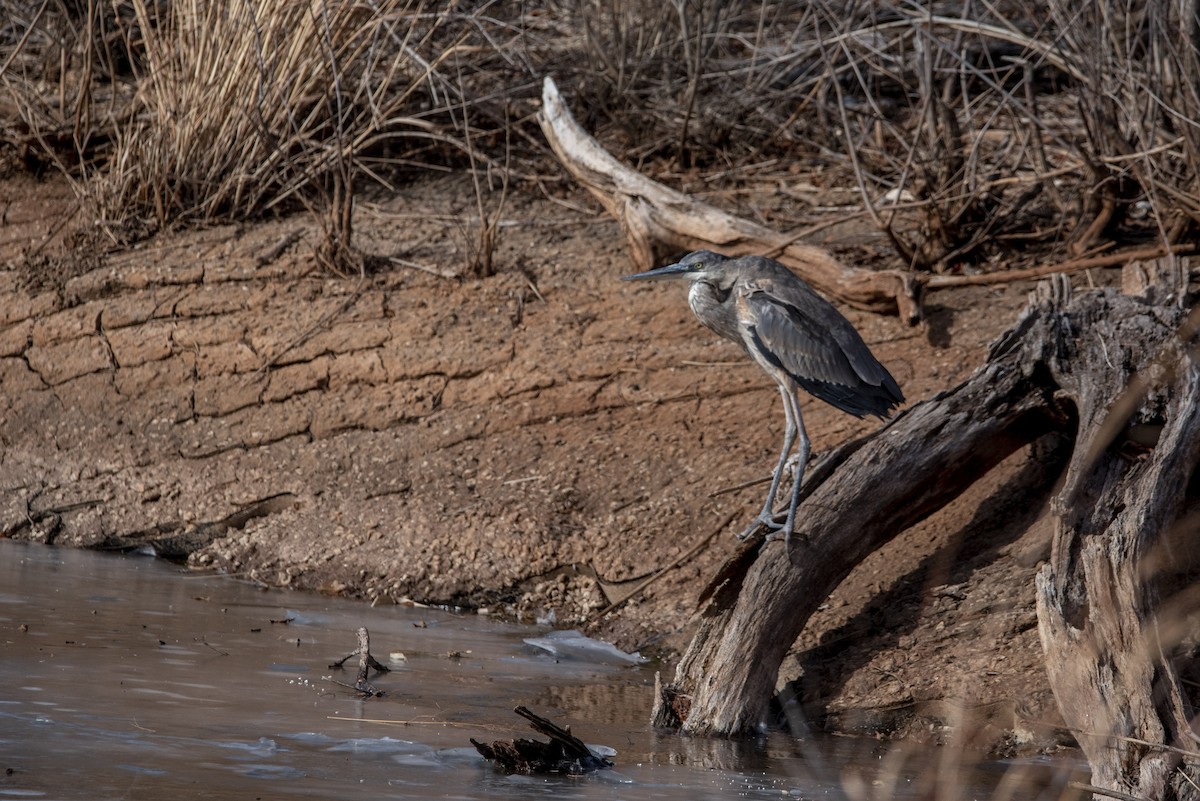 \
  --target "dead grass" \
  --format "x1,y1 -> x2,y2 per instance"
1,0 -> 463,244
2,1 -> 1198,270
100,0 -> 452,230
